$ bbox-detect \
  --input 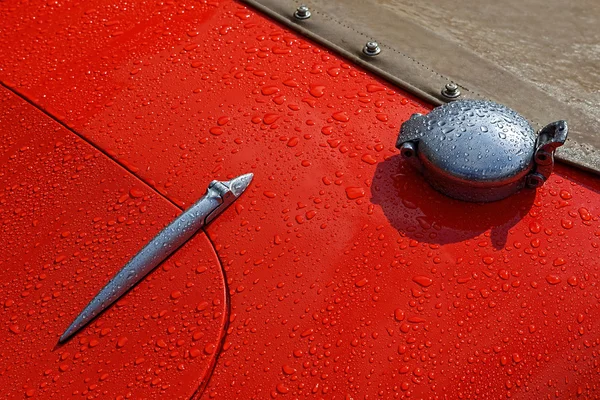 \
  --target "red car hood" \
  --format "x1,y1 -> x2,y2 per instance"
0,0 -> 599,398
